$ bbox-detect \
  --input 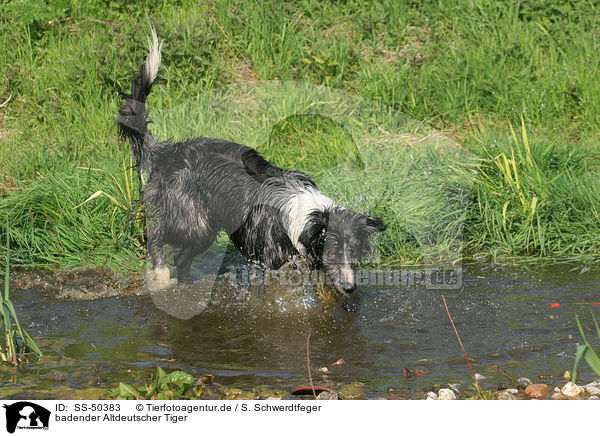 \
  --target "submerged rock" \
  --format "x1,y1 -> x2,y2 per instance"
198,386 -> 221,400
57,387 -> 107,400
496,390 -> 517,400
198,374 -> 215,386
524,384 -> 549,398
338,382 -> 364,400
220,387 -> 243,400
256,387 -> 287,400
50,370 -> 67,382
402,367 -> 426,378
560,382 -> 584,397
234,391 -> 256,400
517,377 -> 533,389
